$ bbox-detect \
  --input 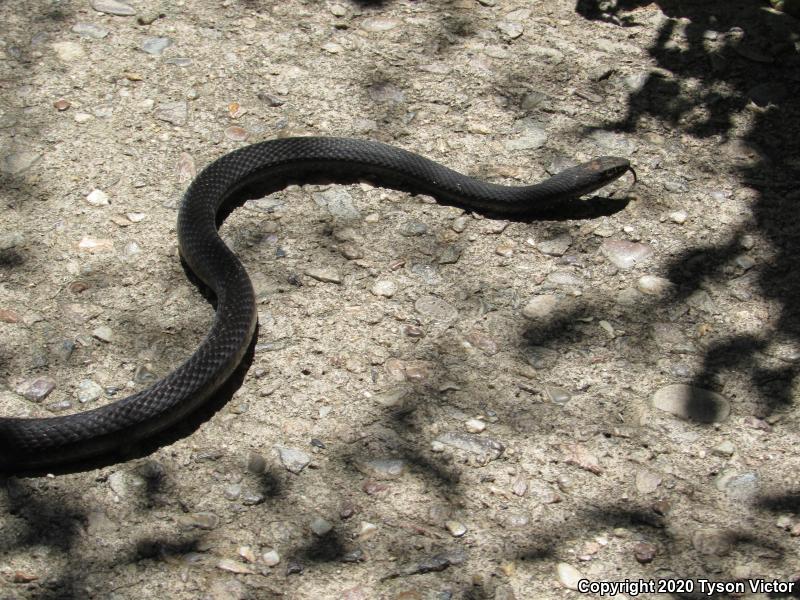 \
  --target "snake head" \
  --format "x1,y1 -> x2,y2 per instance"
588,156 -> 637,186
546,156 -> 636,202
